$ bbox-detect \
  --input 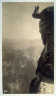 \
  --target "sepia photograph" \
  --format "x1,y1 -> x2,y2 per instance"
2,2 -> 54,94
